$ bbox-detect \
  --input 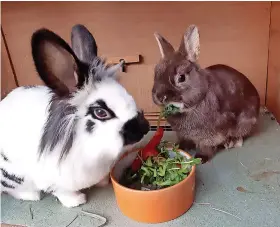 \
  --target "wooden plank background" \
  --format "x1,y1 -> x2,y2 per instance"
1,29 -> 18,100
1,2 -> 271,115
267,2 -> 280,122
